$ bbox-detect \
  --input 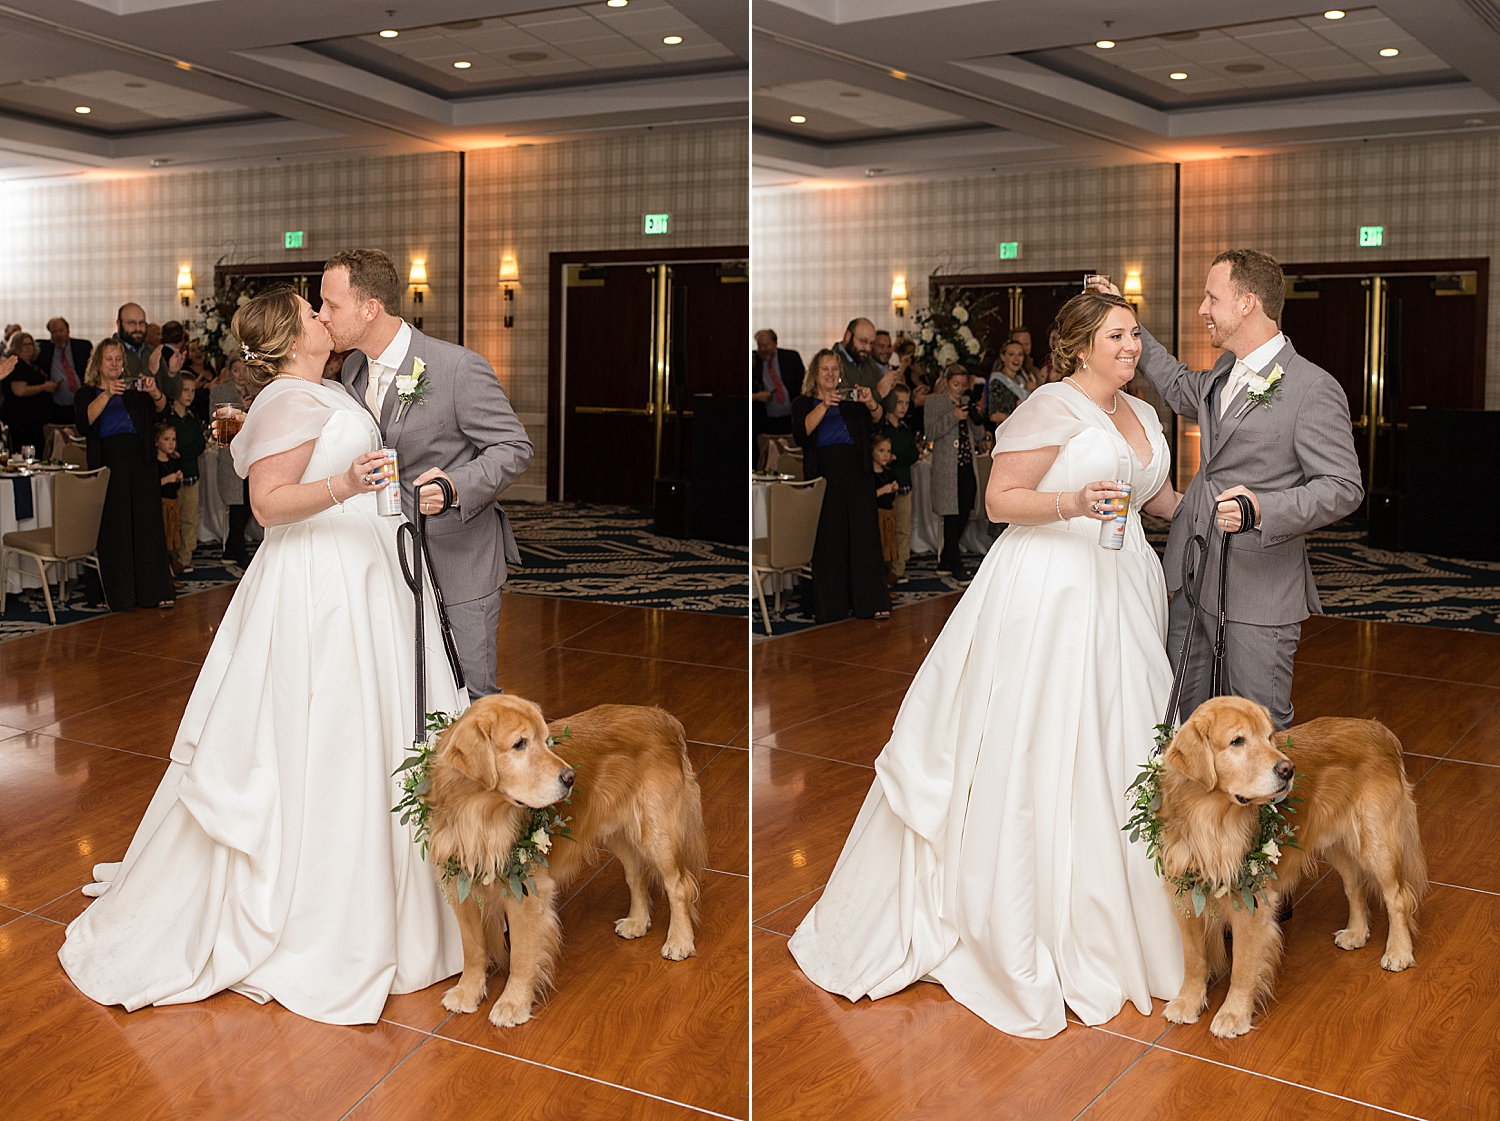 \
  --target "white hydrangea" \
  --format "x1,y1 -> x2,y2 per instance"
532,828 -> 552,854
920,326 -> 934,342
937,343 -> 959,367
952,305 -> 969,323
